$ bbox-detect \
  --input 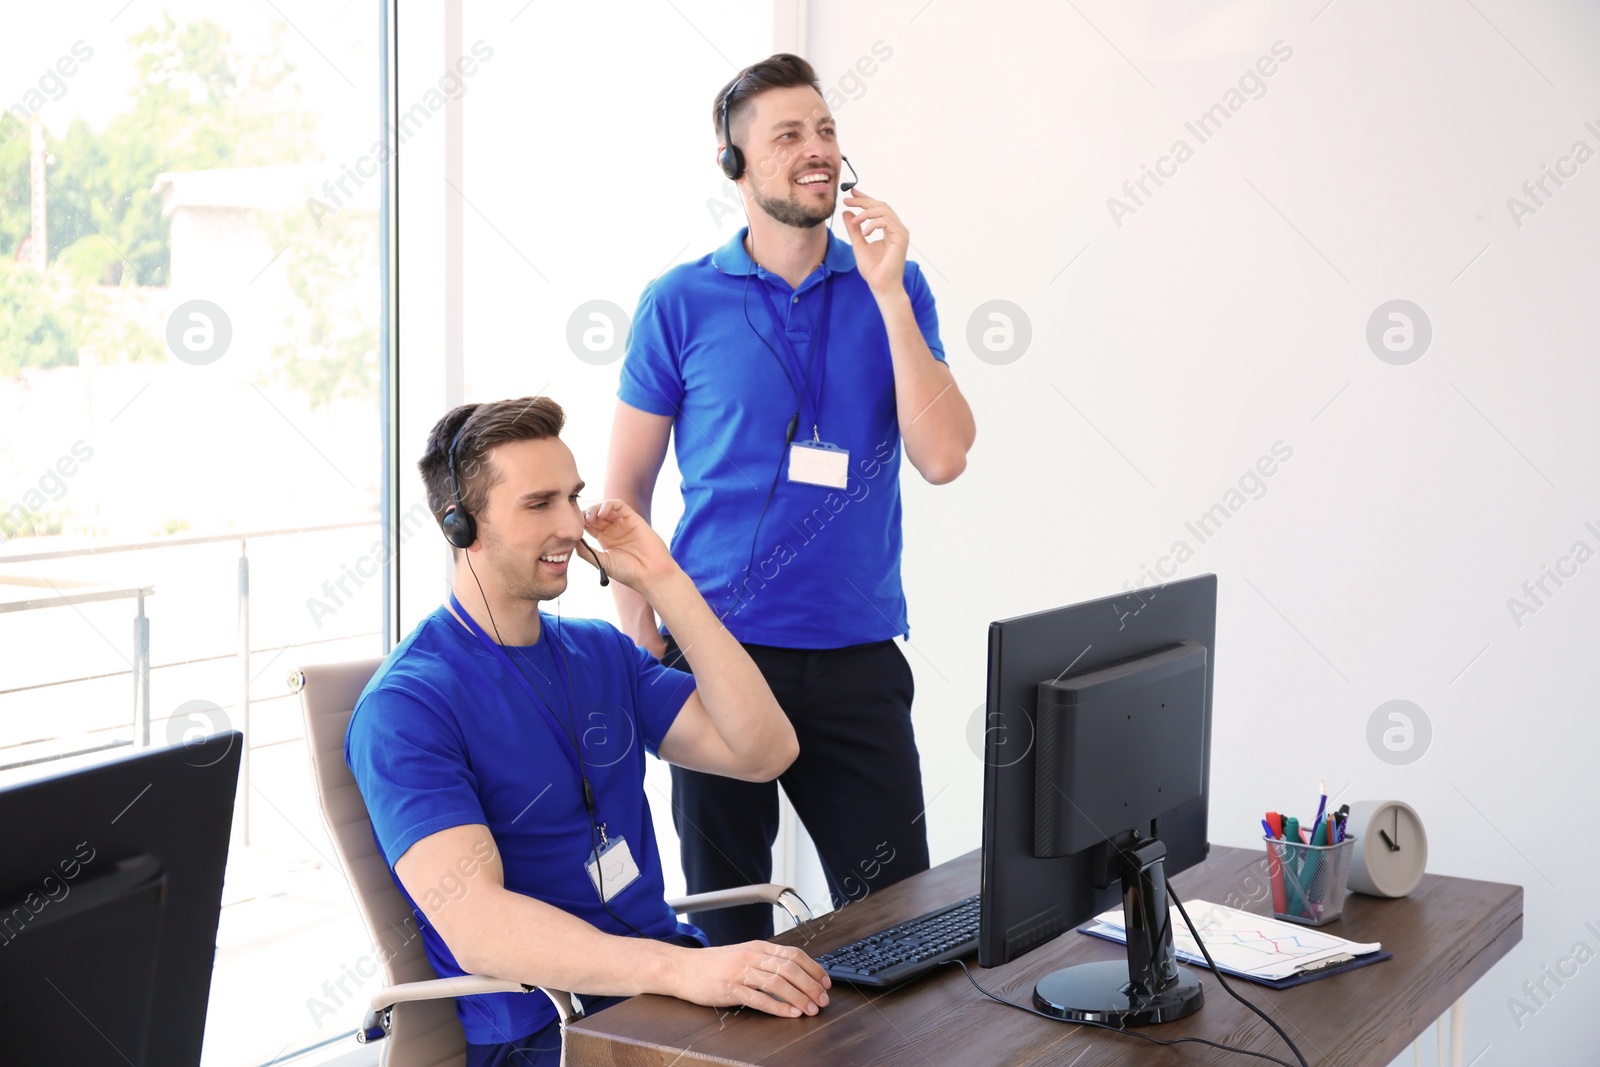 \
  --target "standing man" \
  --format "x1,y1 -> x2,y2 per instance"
606,54 -> 975,944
